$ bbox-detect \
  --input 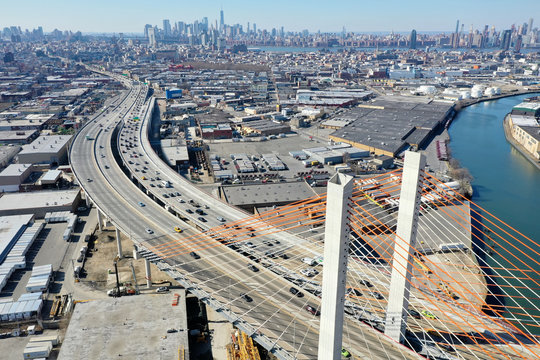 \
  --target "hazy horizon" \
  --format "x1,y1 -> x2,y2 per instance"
1,0 -> 538,34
